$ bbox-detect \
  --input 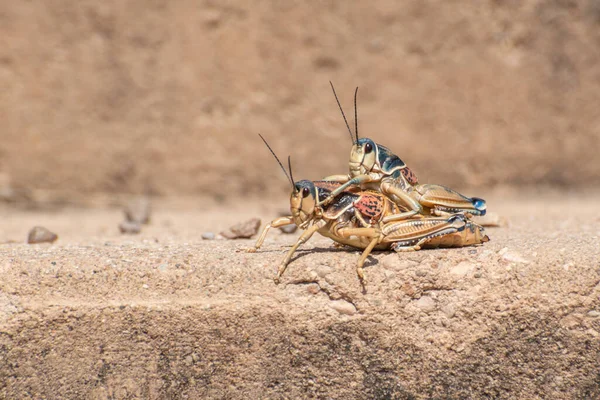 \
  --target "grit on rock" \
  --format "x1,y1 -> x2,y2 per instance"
0,191 -> 599,399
